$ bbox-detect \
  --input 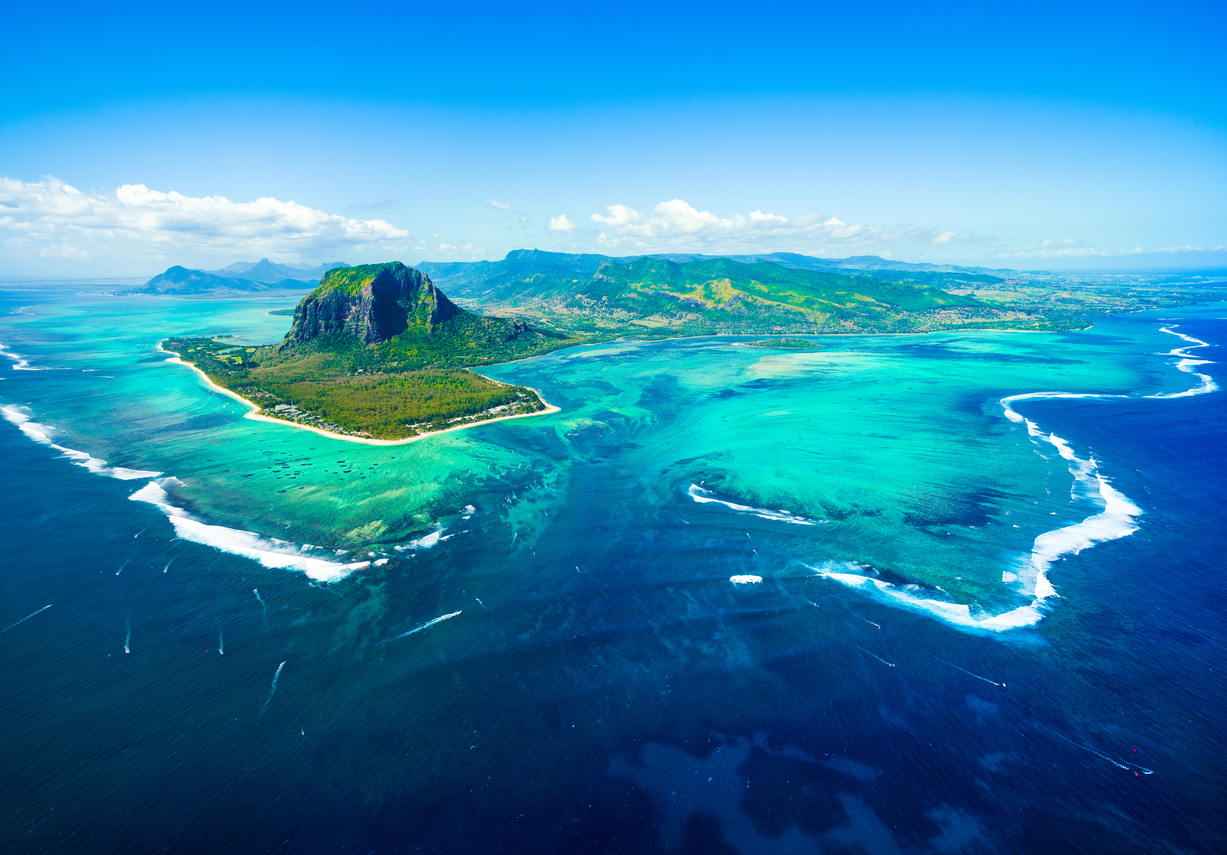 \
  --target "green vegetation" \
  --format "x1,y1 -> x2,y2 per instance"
165,335 -> 553,440
945,274 -> 1227,316
165,263 -> 578,440
168,257 -> 1224,440
432,255 -> 1084,336
739,338 -> 823,350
